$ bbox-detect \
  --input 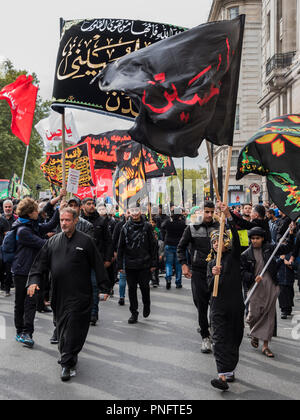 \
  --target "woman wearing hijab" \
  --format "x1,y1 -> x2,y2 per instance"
207,202 -> 244,391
